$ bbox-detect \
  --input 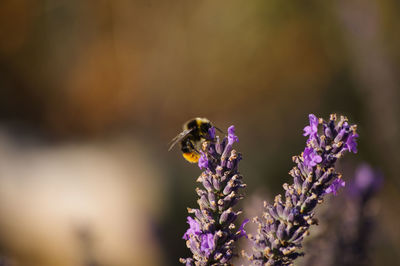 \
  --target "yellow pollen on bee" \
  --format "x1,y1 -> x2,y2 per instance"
183,152 -> 200,163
